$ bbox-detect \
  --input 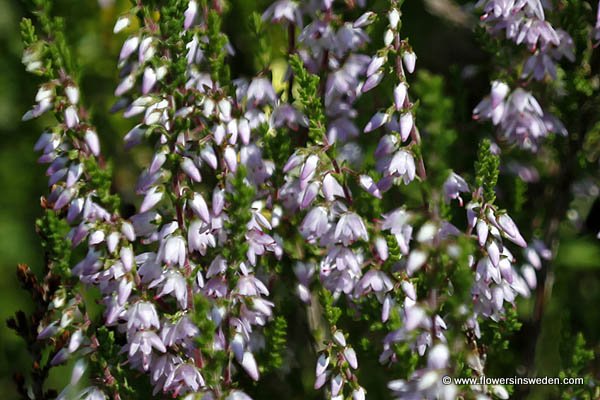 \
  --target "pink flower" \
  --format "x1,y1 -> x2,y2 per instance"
334,212 -> 368,245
